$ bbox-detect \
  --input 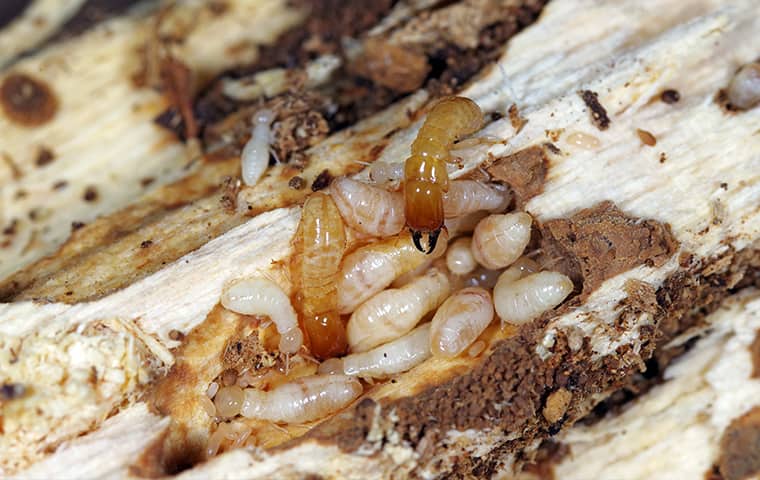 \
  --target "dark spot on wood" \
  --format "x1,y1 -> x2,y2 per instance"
508,103 -> 527,133
140,240 -> 153,249
0,73 -> 58,126
288,176 -> 306,190
0,382 -> 25,400
719,406 -> 760,480
35,146 -> 55,167
579,90 -> 610,130
168,329 -> 184,341
367,144 -> 386,162
219,176 -> 240,213
311,169 -> 333,191
659,152 -> 667,164
636,129 -> 657,147
14,189 -> 27,199
207,0 -> 228,15
140,177 -> 155,187
71,221 -> 85,231
3,219 -> 18,236
2,151 -> 22,180
720,182 -> 728,190
660,89 -> 680,104
543,142 -> 561,155
83,186 -> 99,202
490,111 -> 504,121
52,180 -> 68,190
